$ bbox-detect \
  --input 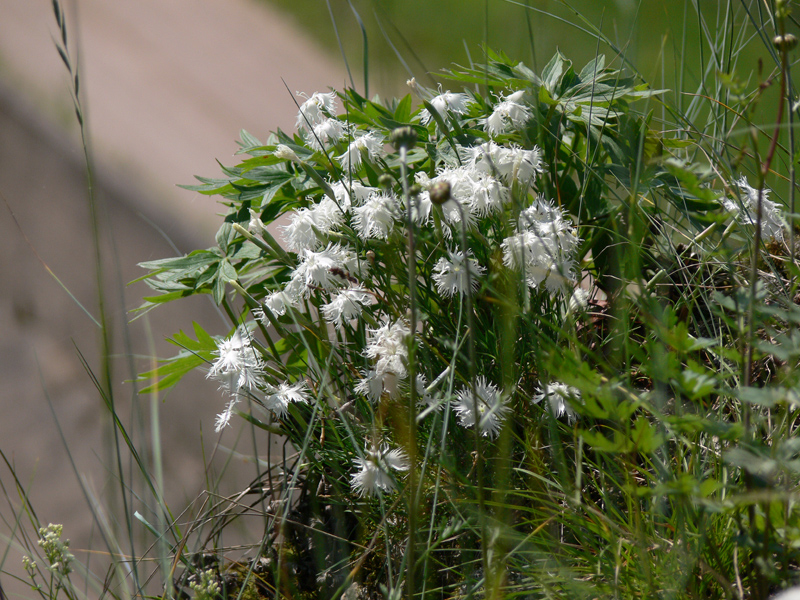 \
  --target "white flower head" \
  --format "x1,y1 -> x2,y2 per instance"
296,91 -> 337,129
416,374 -> 439,413
469,174 -> 510,216
466,142 -> 544,185
306,117 -> 347,151
350,443 -> 409,497
322,285 -> 372,328
215,397 -> 239,432
352,192 -> 399,239
432,250 -> 485,297
533,382 -> 580,423
338,131 -> 384,172
723,176 -> 787,243
329,180 -> 379,212
502,196 -> 579,295
280,198 -> 344,252
485,89 -> 531,136
454,376 -> 510,439
420,89 -> 473,125
365,319 -> 410,380
263,288 -> 298,317
207,327 -> 264,392
265,381 -> 310,418
291,243 -> 356,294
507,145 -> 545,184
